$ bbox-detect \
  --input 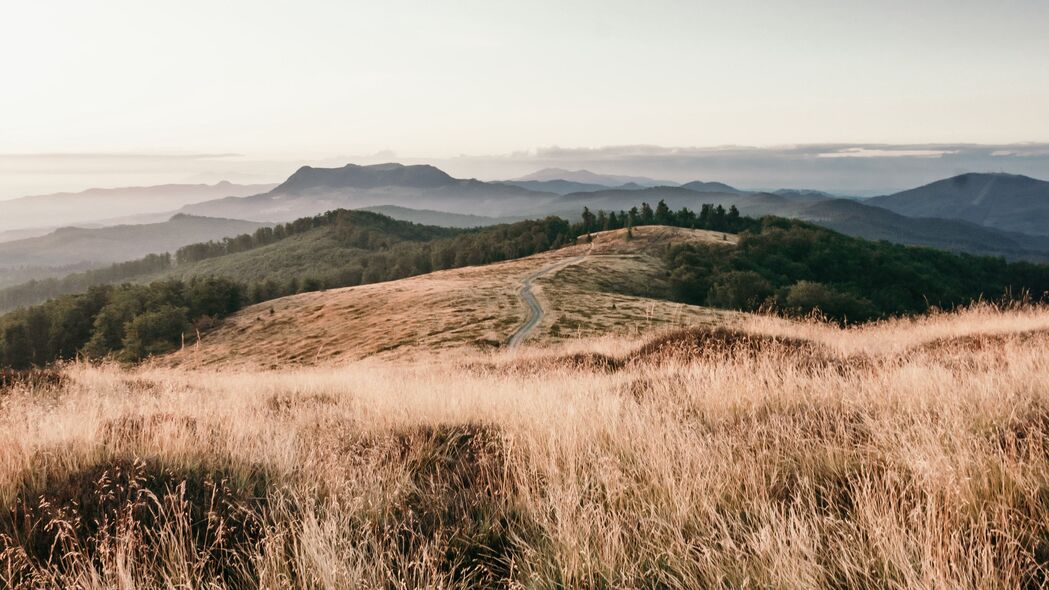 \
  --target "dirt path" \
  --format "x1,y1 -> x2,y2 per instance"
507,252 -> 588,348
